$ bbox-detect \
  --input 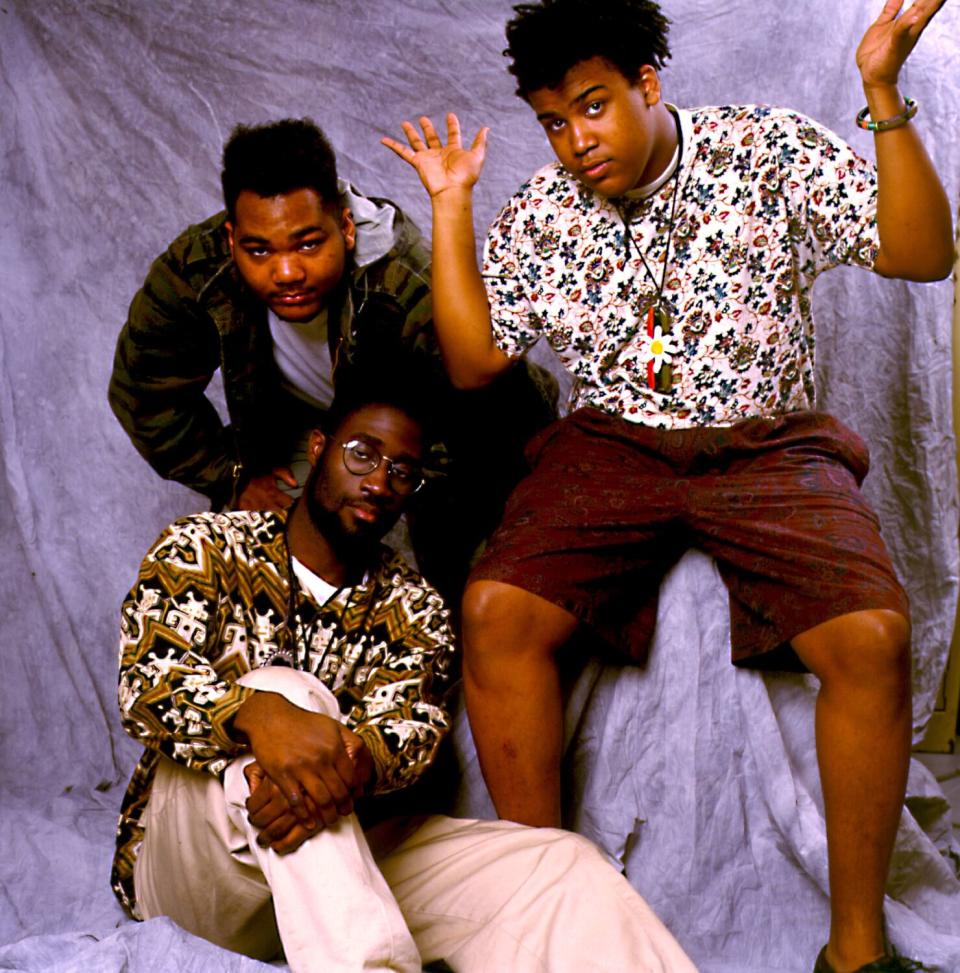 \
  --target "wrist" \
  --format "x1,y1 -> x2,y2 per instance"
861,81 -> 904,111
232,689 -> 284,744
431,186 -> 475,215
